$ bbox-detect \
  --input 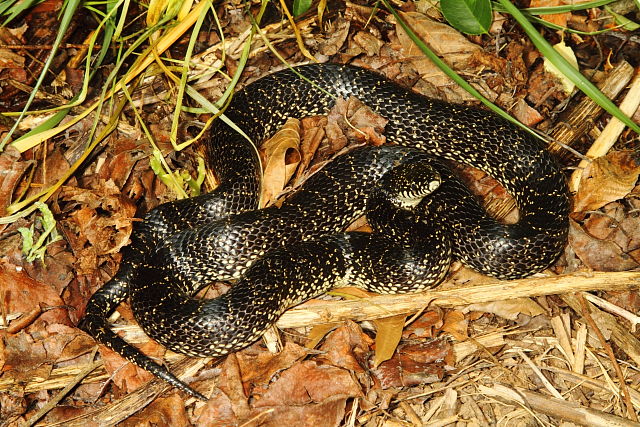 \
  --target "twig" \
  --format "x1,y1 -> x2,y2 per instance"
583,293 -> 640,332
481,384 -> 640,427
517,349 -> 564,400
22,354 -> 102,427
570,70 -> 640,192
578,293 -> 638,422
